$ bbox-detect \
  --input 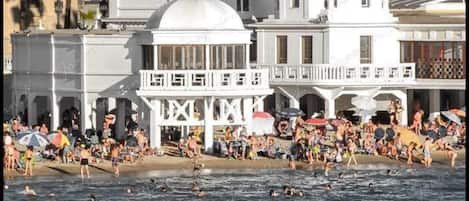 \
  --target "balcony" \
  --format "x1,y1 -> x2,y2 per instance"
137,69 -> 272,97
416,59 -> 465,79
257,63 -> 416,86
